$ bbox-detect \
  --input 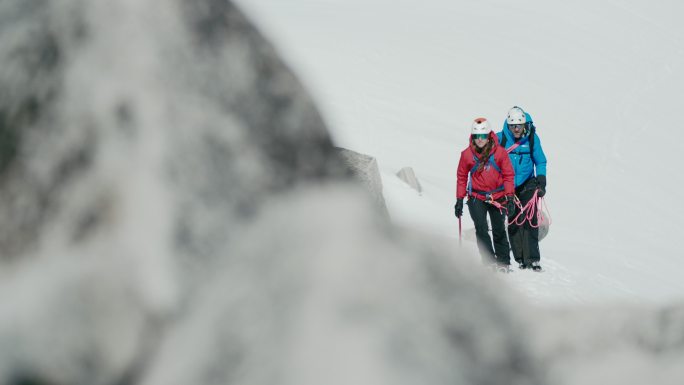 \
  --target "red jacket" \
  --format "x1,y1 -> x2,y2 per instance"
456,132 -> 515,201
